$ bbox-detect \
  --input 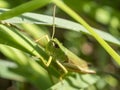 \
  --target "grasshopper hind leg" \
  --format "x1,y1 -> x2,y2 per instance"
35,35 -> 50,42
56,60 -> 68,80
